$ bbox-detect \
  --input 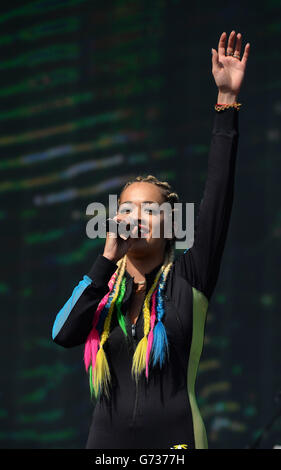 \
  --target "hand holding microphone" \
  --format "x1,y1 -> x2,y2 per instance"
102,215 -> 145,264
